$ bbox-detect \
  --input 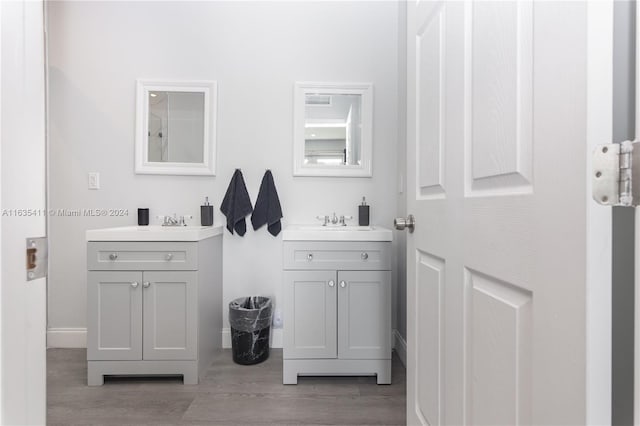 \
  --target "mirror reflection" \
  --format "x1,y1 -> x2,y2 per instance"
304,94 -> 362,166
293,82 -> 372,177
135,80 -> 217,176
147,91 -> 205,163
